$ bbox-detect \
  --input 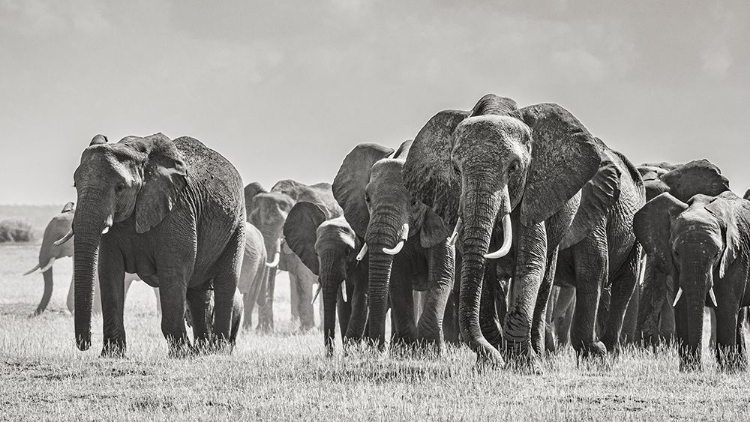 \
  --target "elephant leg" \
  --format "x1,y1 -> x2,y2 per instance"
479,264 -> 503,351
98,246 -> 127,357
621,280 -> 640,345
715,306 -> 747,371
337,286 -> 352,343
295,272 -> 315,332
289,274 -> 300,323
186,288 -> 212,349
558,295 -> 575,347
210,226 -> 243,346
35,269 -> 55,316
532,247 -> 558,356
442,254 -> 461,345
709,308 -> 717,349
158,277 -> 190,356
570,226 -> 608,359
658,278 -> 676,345
257,267 -> 276,333
229,291 -> 243,345
66,274 -> 75,314
601,243 -> 641,354
344,280 -> 368,343
416,242 -> 455,351
389,278 -> 417,347
243,293 -> 255,329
